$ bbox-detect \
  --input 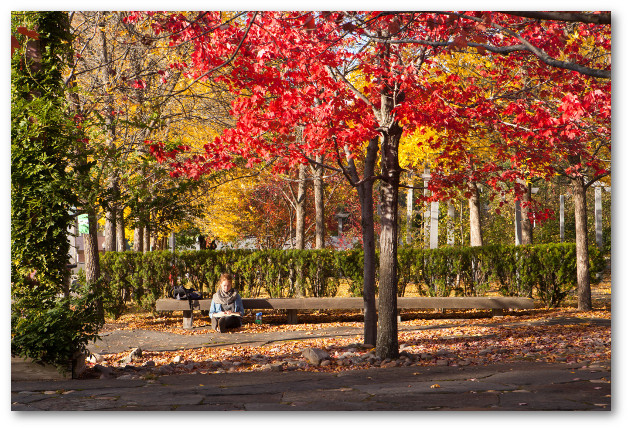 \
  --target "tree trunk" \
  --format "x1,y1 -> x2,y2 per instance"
143,224 -> 151,252
292,163 -> 307,297
571,175 -> 592,311
447,202 -> 455,245
99,15 -> 118,253
359,183 -> 377,346
460,200 -> 465,245
423,166 -> 431,248
468,181 -> 483,247
150,233 -> 157,252
103,175 -> 119,251
345,137 -> 379,347
312,154 -> 325,249
82,208 -> 104,321
116,208 -> 126,252
375,122 -> 403,360
133,226 -> 143,252
103,214 -> 116,252
405,172 -> 414,244
295,163 -> 307,249
520,182 -> 533,245
68,57 -> 102,295
360,140 -> 379,347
